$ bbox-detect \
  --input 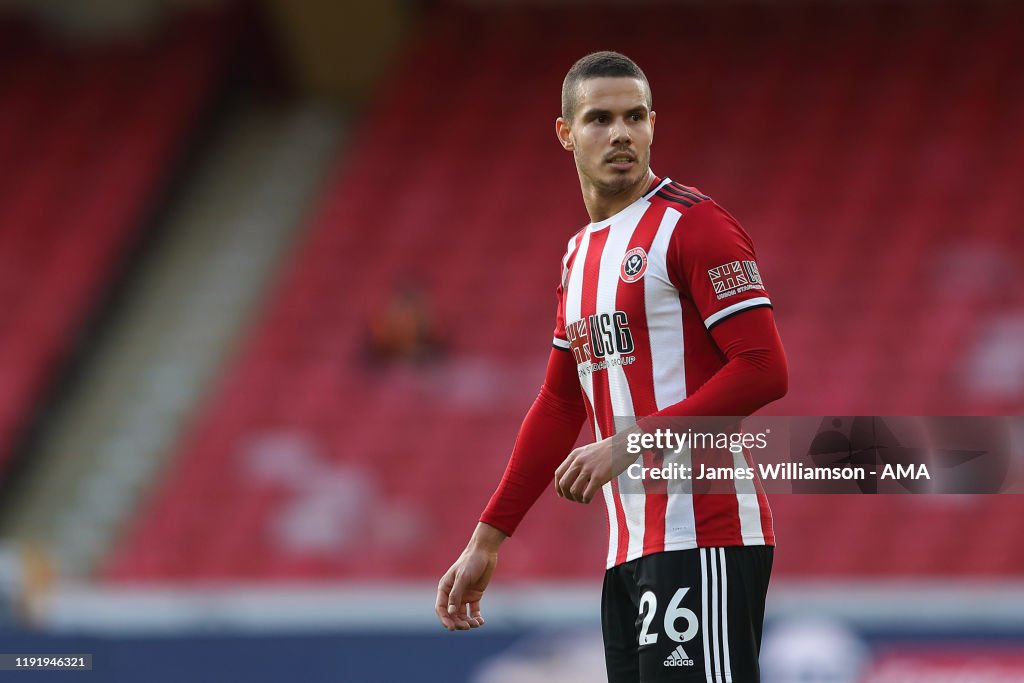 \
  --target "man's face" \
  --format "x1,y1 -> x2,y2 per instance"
558,77 -> 655,195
